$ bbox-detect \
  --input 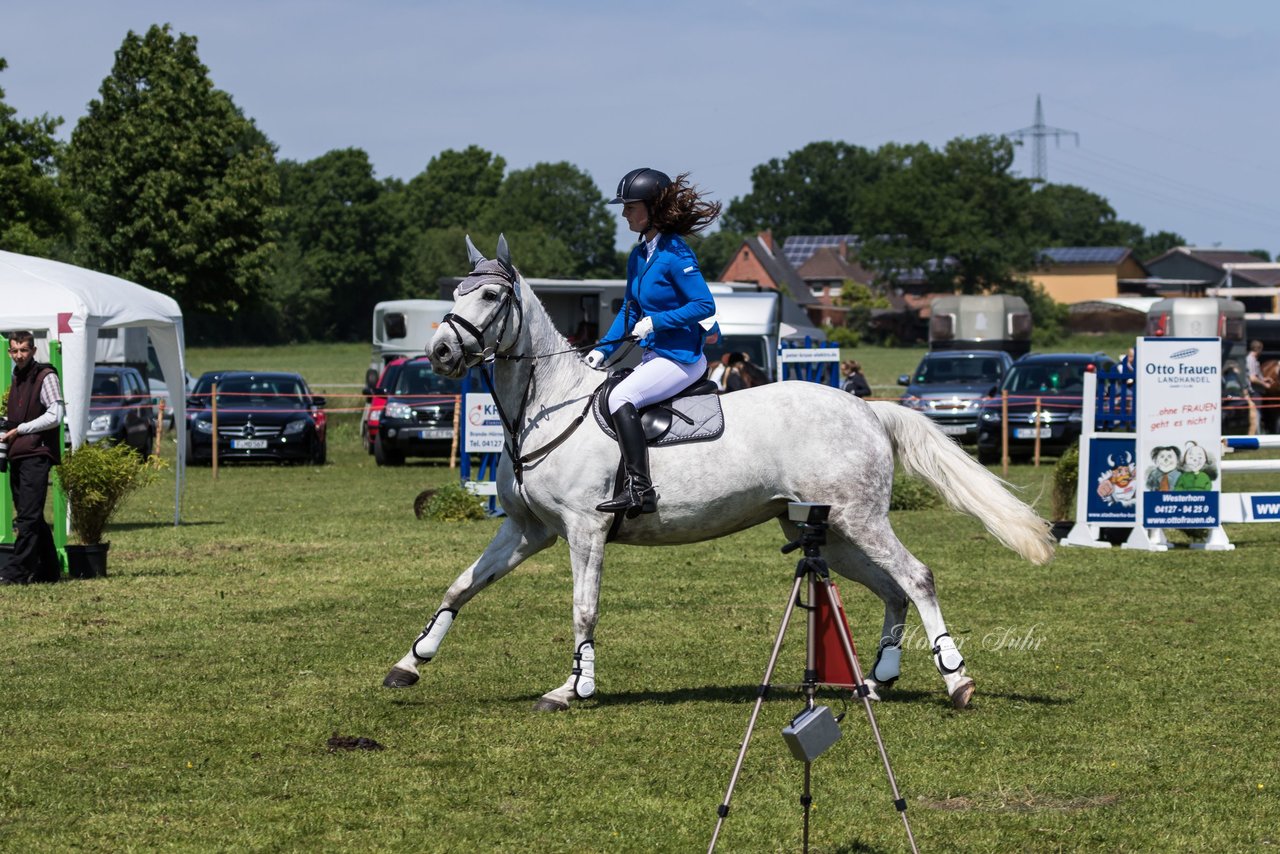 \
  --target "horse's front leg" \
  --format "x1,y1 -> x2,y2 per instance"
384,516 -> 556,688
532,527 -> 607,712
